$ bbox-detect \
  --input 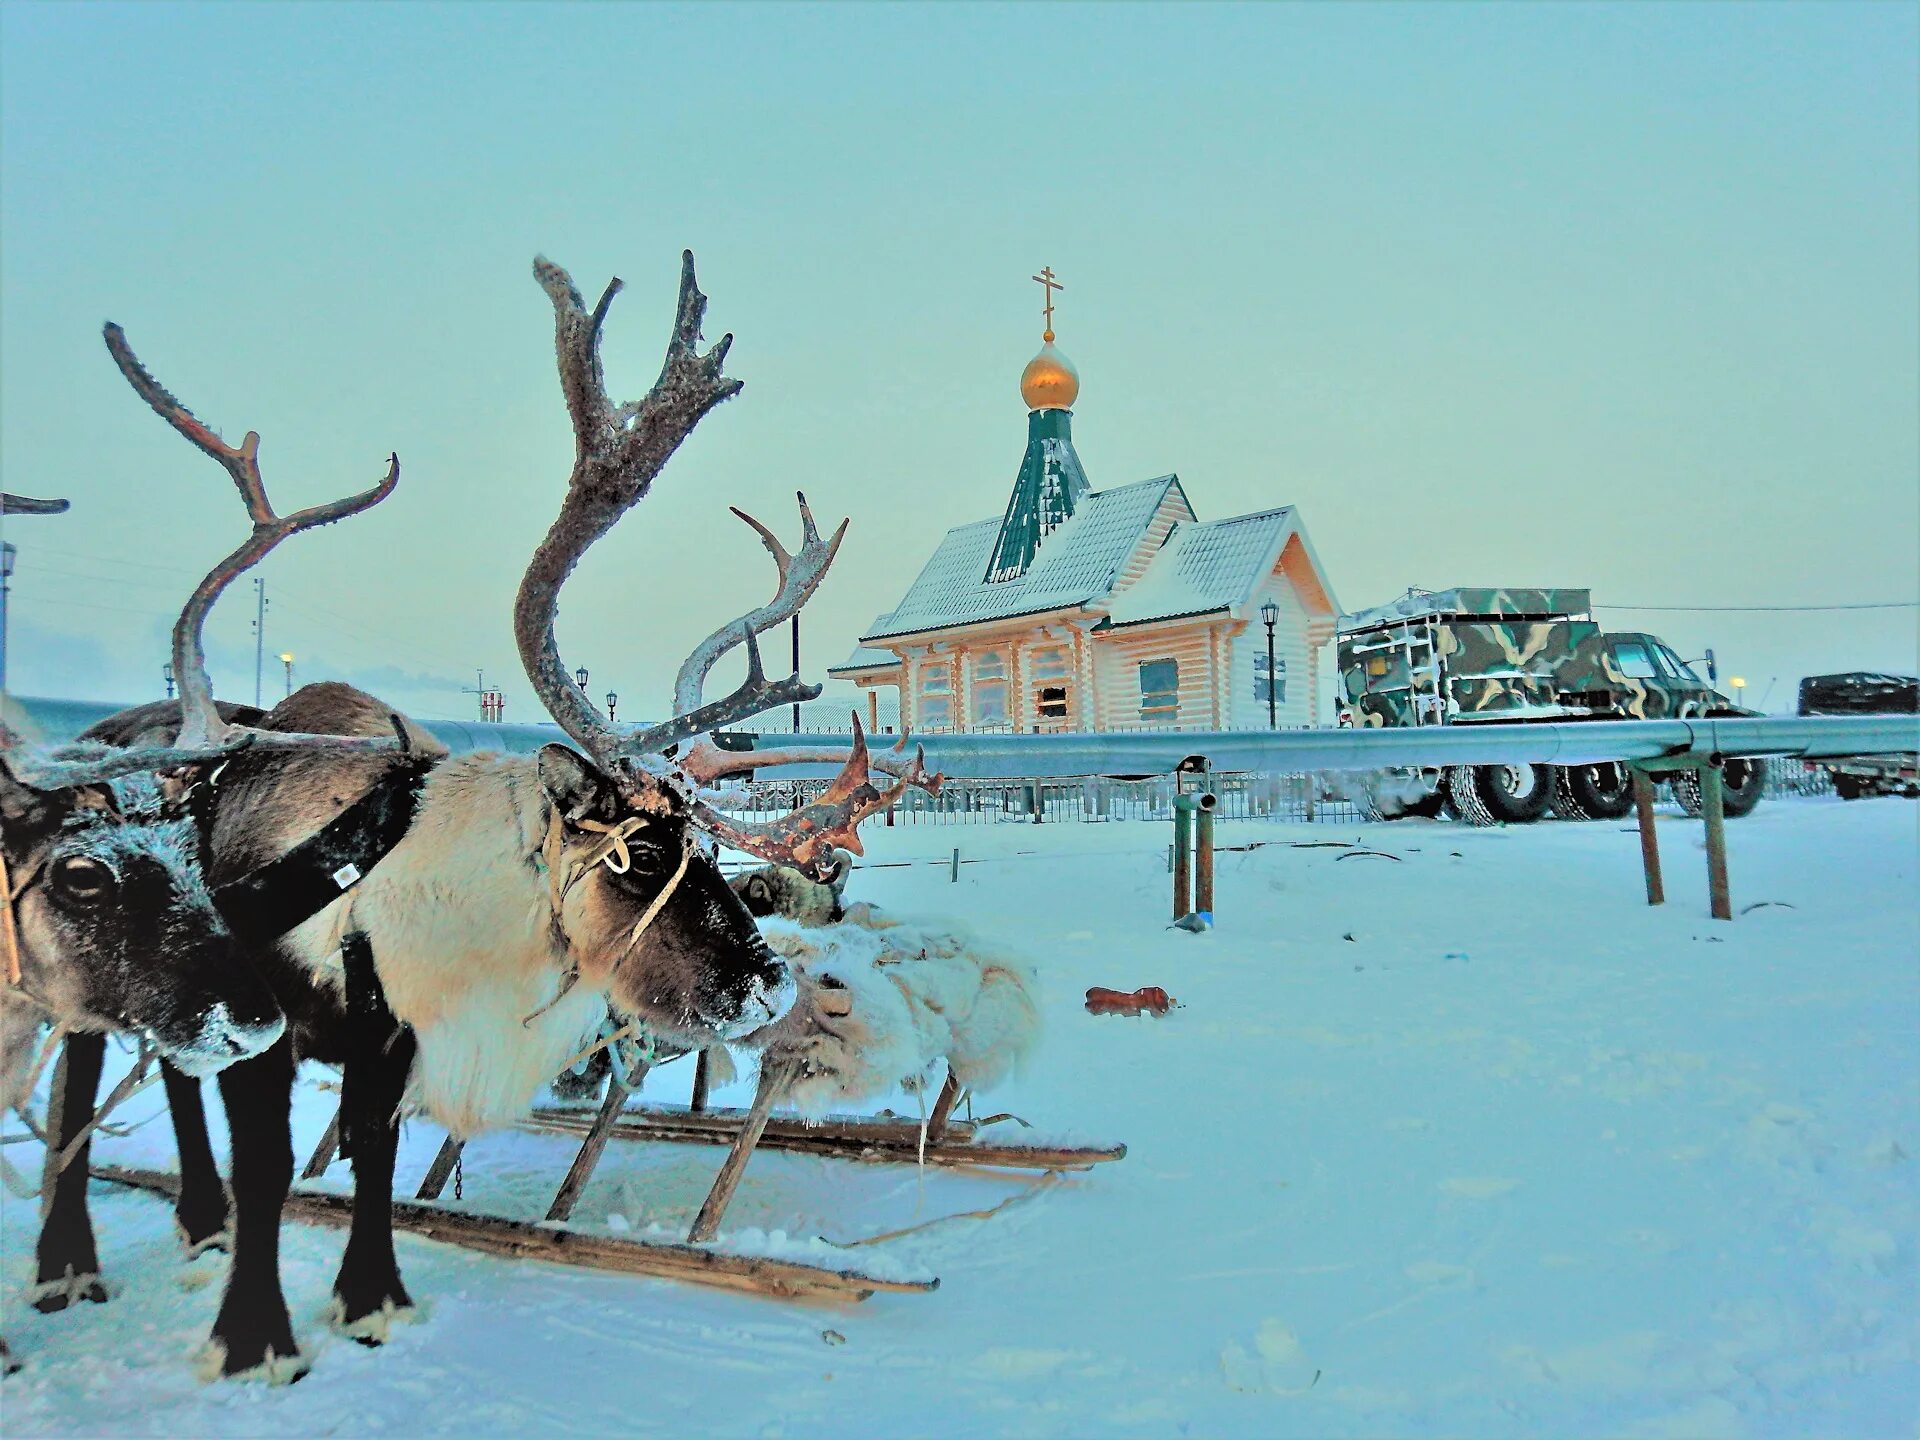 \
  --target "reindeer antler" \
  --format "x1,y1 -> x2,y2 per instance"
625,494 -> 845,759
15,326 -> 405,789
516,251 -> 798,774
516,252 -> 935,876
687,714 -> 937,875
